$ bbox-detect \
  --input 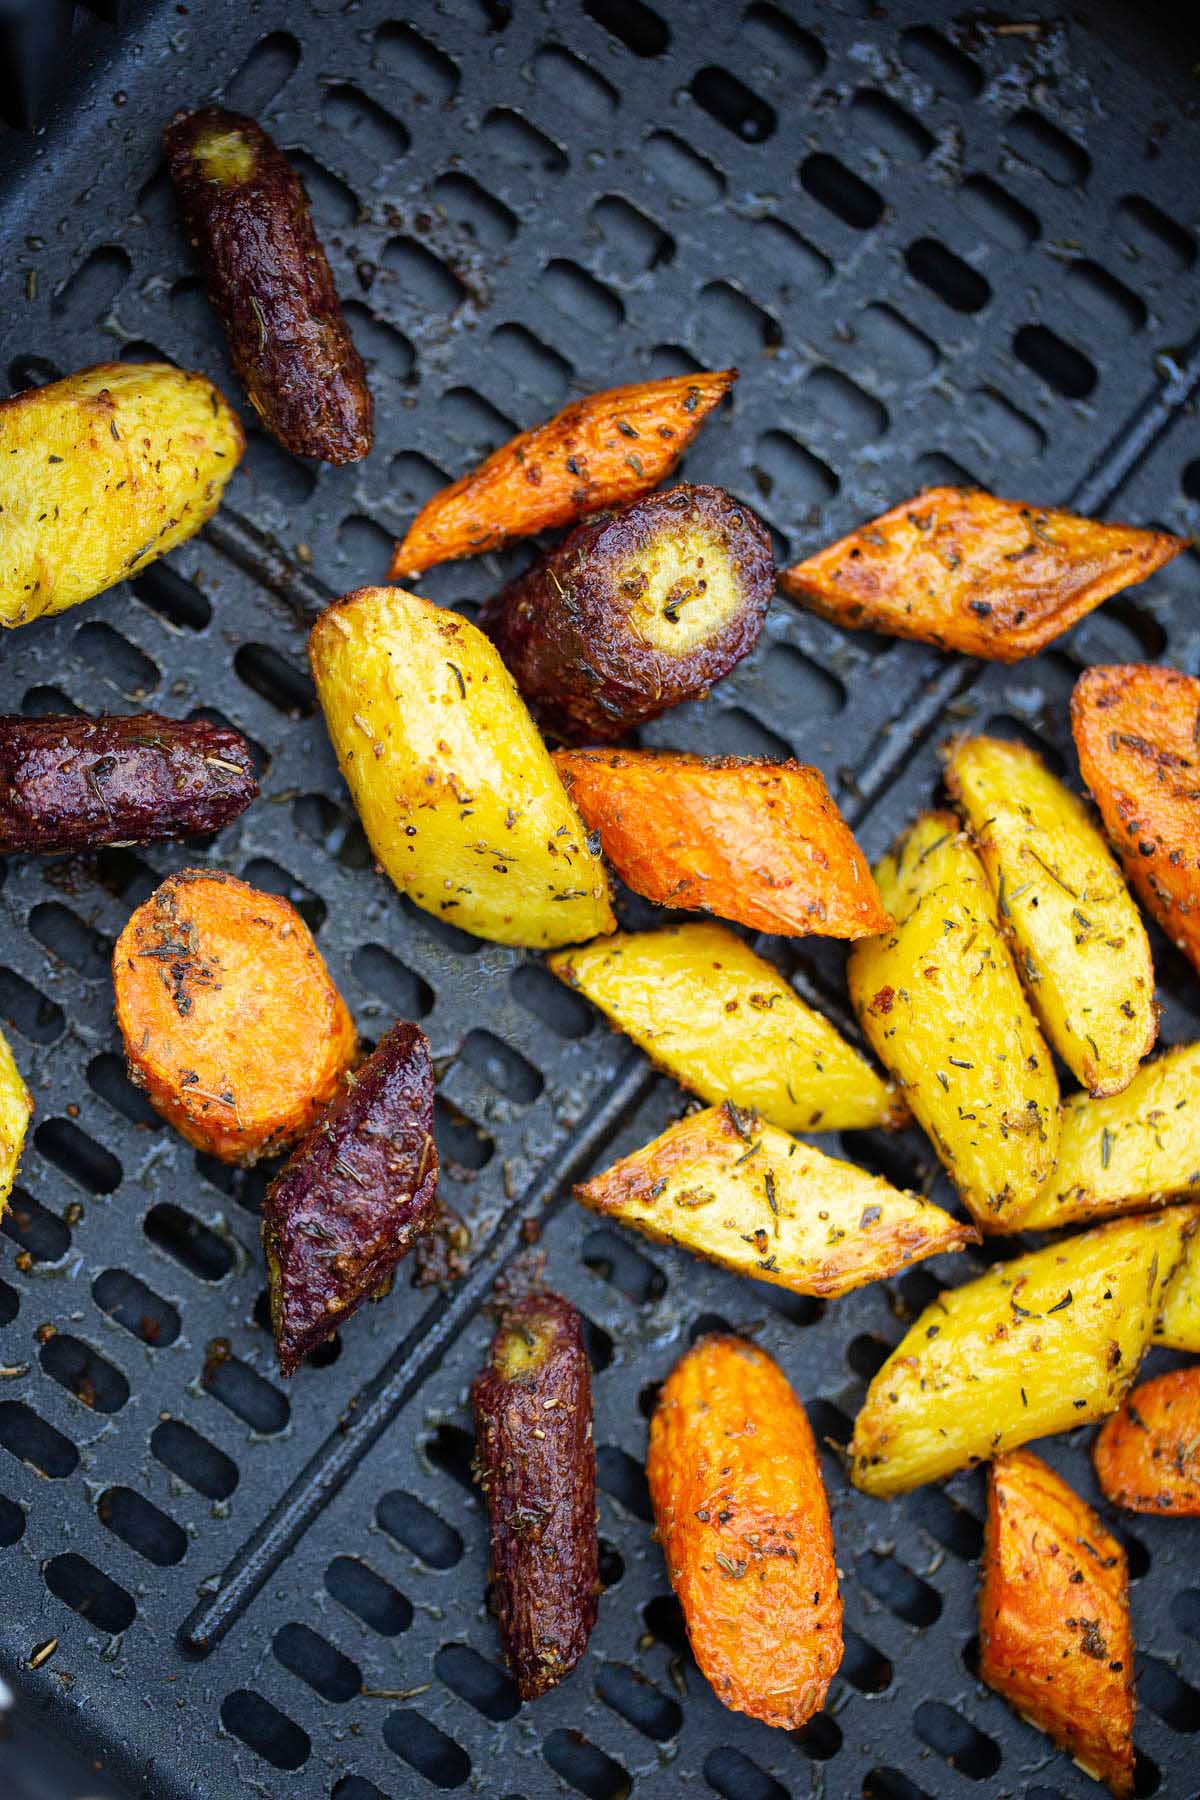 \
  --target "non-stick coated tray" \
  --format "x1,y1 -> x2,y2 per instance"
1,3 -> 1200,1796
